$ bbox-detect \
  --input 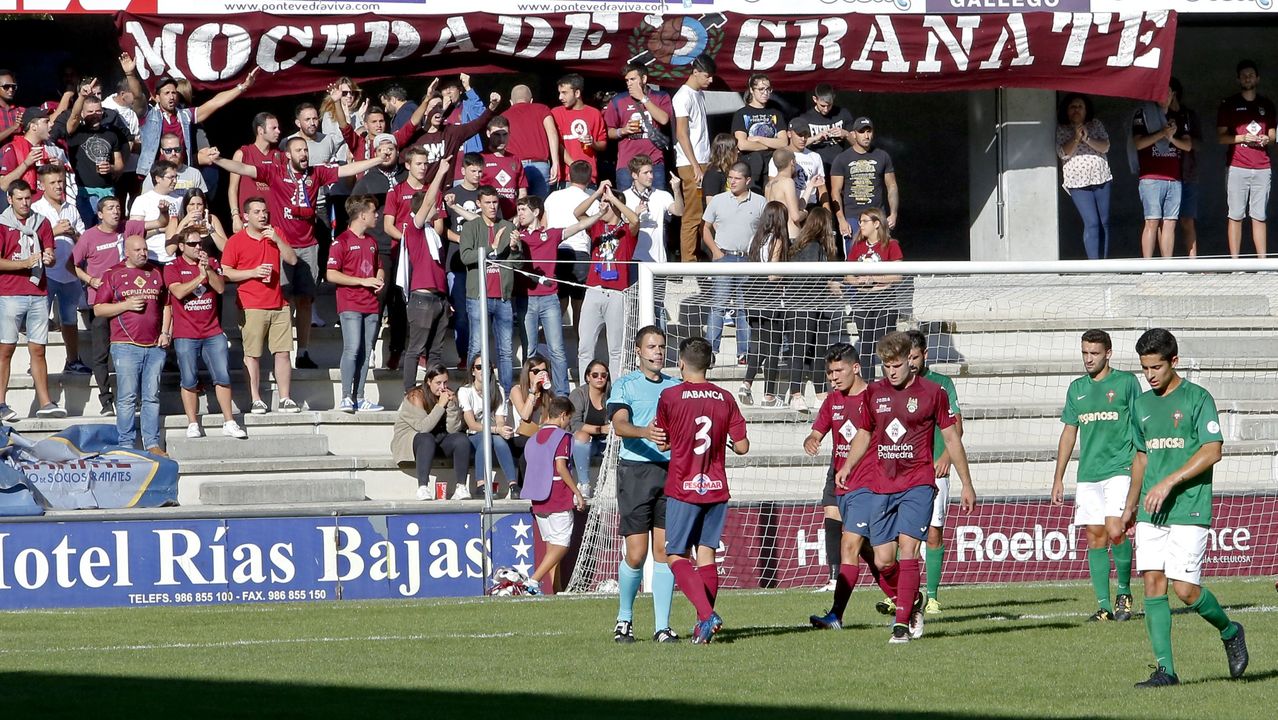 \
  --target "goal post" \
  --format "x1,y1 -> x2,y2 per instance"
564,259 -> 1278,595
